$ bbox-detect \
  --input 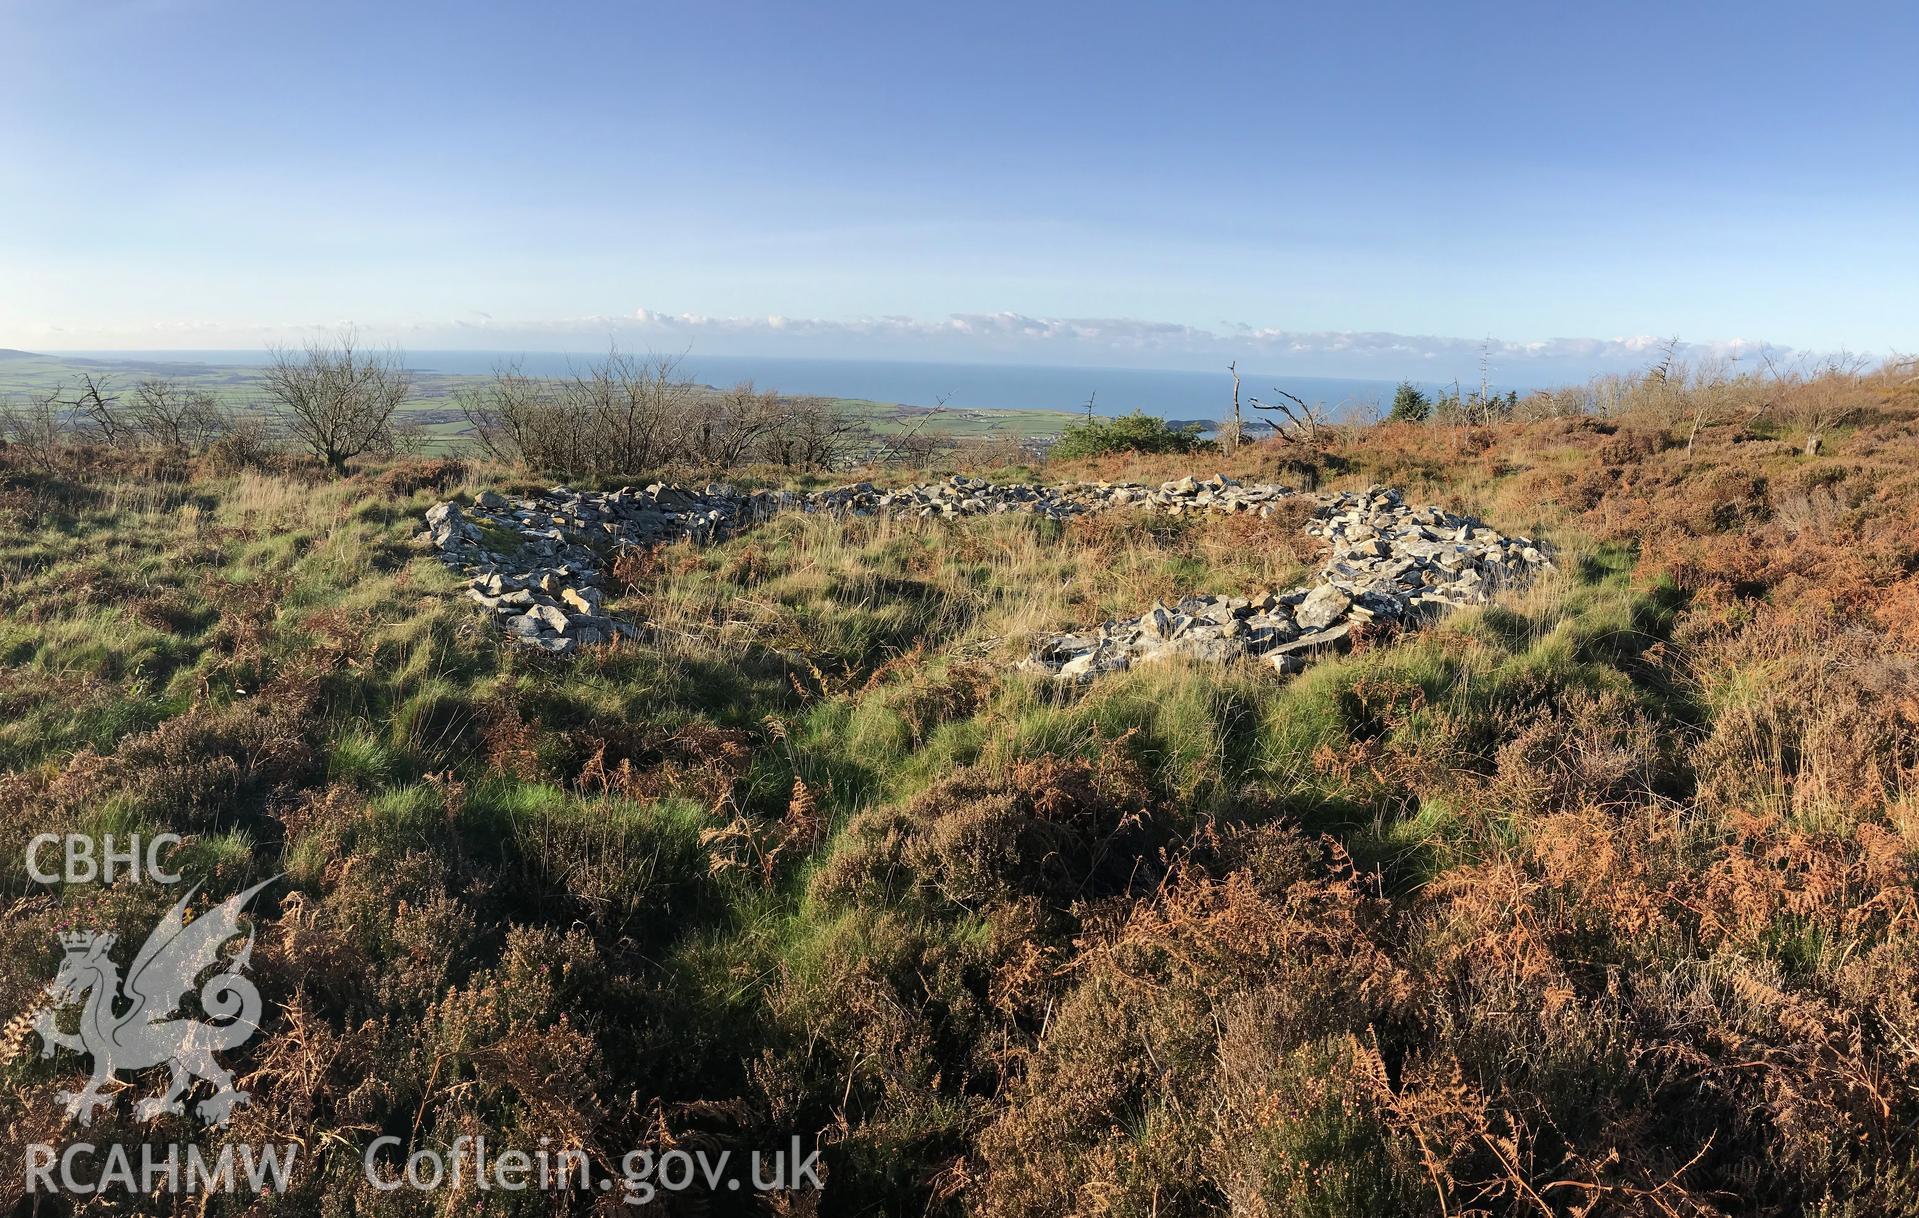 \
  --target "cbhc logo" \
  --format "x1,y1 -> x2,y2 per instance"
26,834 -> 183,885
